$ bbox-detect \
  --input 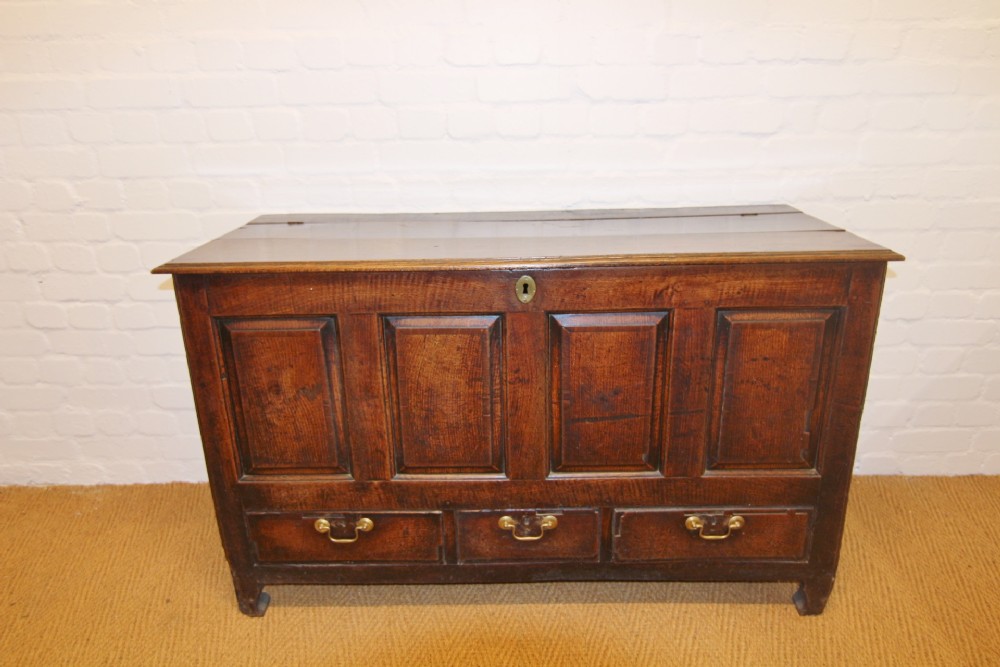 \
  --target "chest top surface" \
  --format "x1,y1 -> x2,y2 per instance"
152,204 -> 903,274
